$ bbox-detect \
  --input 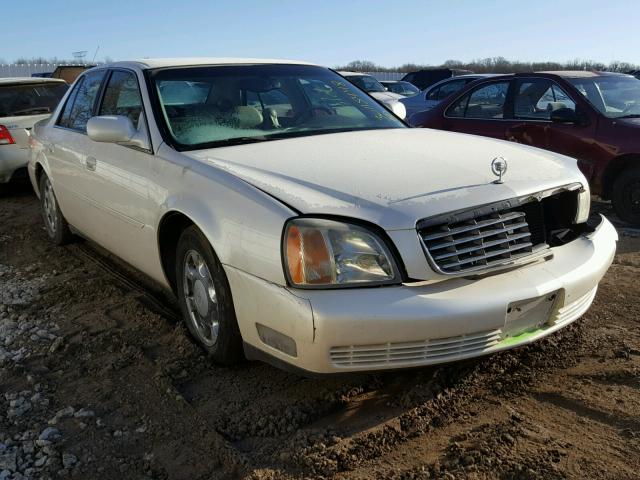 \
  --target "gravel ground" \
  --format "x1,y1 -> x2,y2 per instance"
1,184 -> 639,480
